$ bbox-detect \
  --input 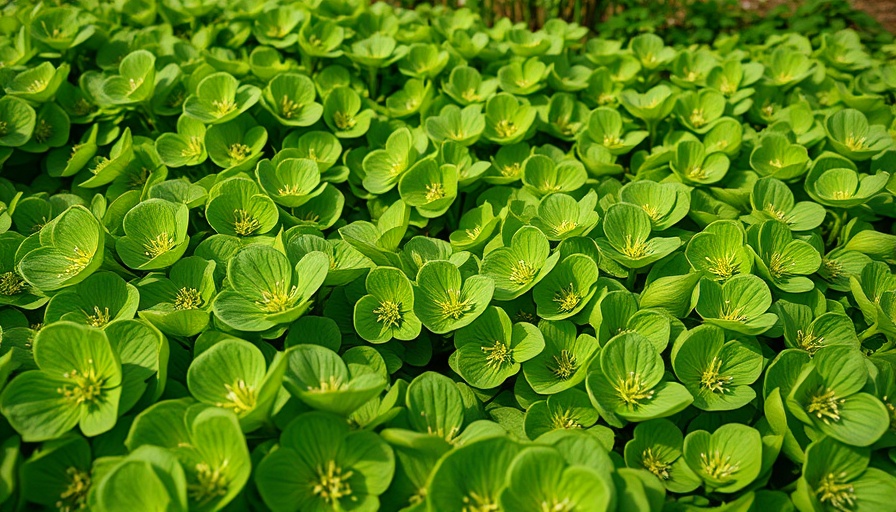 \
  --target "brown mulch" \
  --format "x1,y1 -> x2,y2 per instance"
853,0 -> 896,33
